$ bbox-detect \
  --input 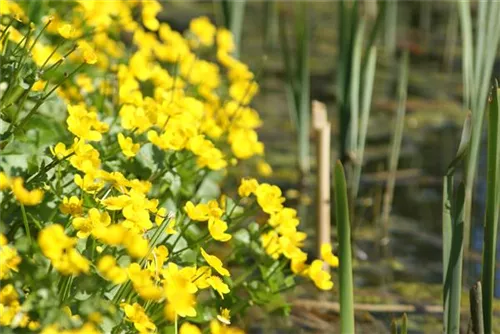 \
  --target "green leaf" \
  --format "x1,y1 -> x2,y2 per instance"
333,161 -> 355,333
